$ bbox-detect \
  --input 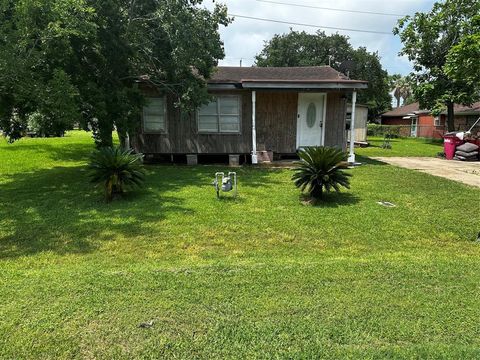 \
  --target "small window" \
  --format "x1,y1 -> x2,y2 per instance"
434,116 -> 441,127
143,97 -> 166,133
306,103 -> 316,128
198,96 -> 241,133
